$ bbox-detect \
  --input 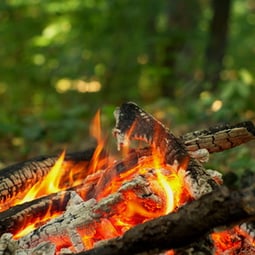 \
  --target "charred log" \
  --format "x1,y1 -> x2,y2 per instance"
14,172 -> 164,253
181,121 -> 255,153
0,190 -> 72,236
1,102 -> 255,255
0,169 -> 105,236
0,147 -> 151,237
74,183 -> 255,255
0,148 -> 151,237
0,148 -> 107,212
113,102 -> 219,199
1,106 -> 253,213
